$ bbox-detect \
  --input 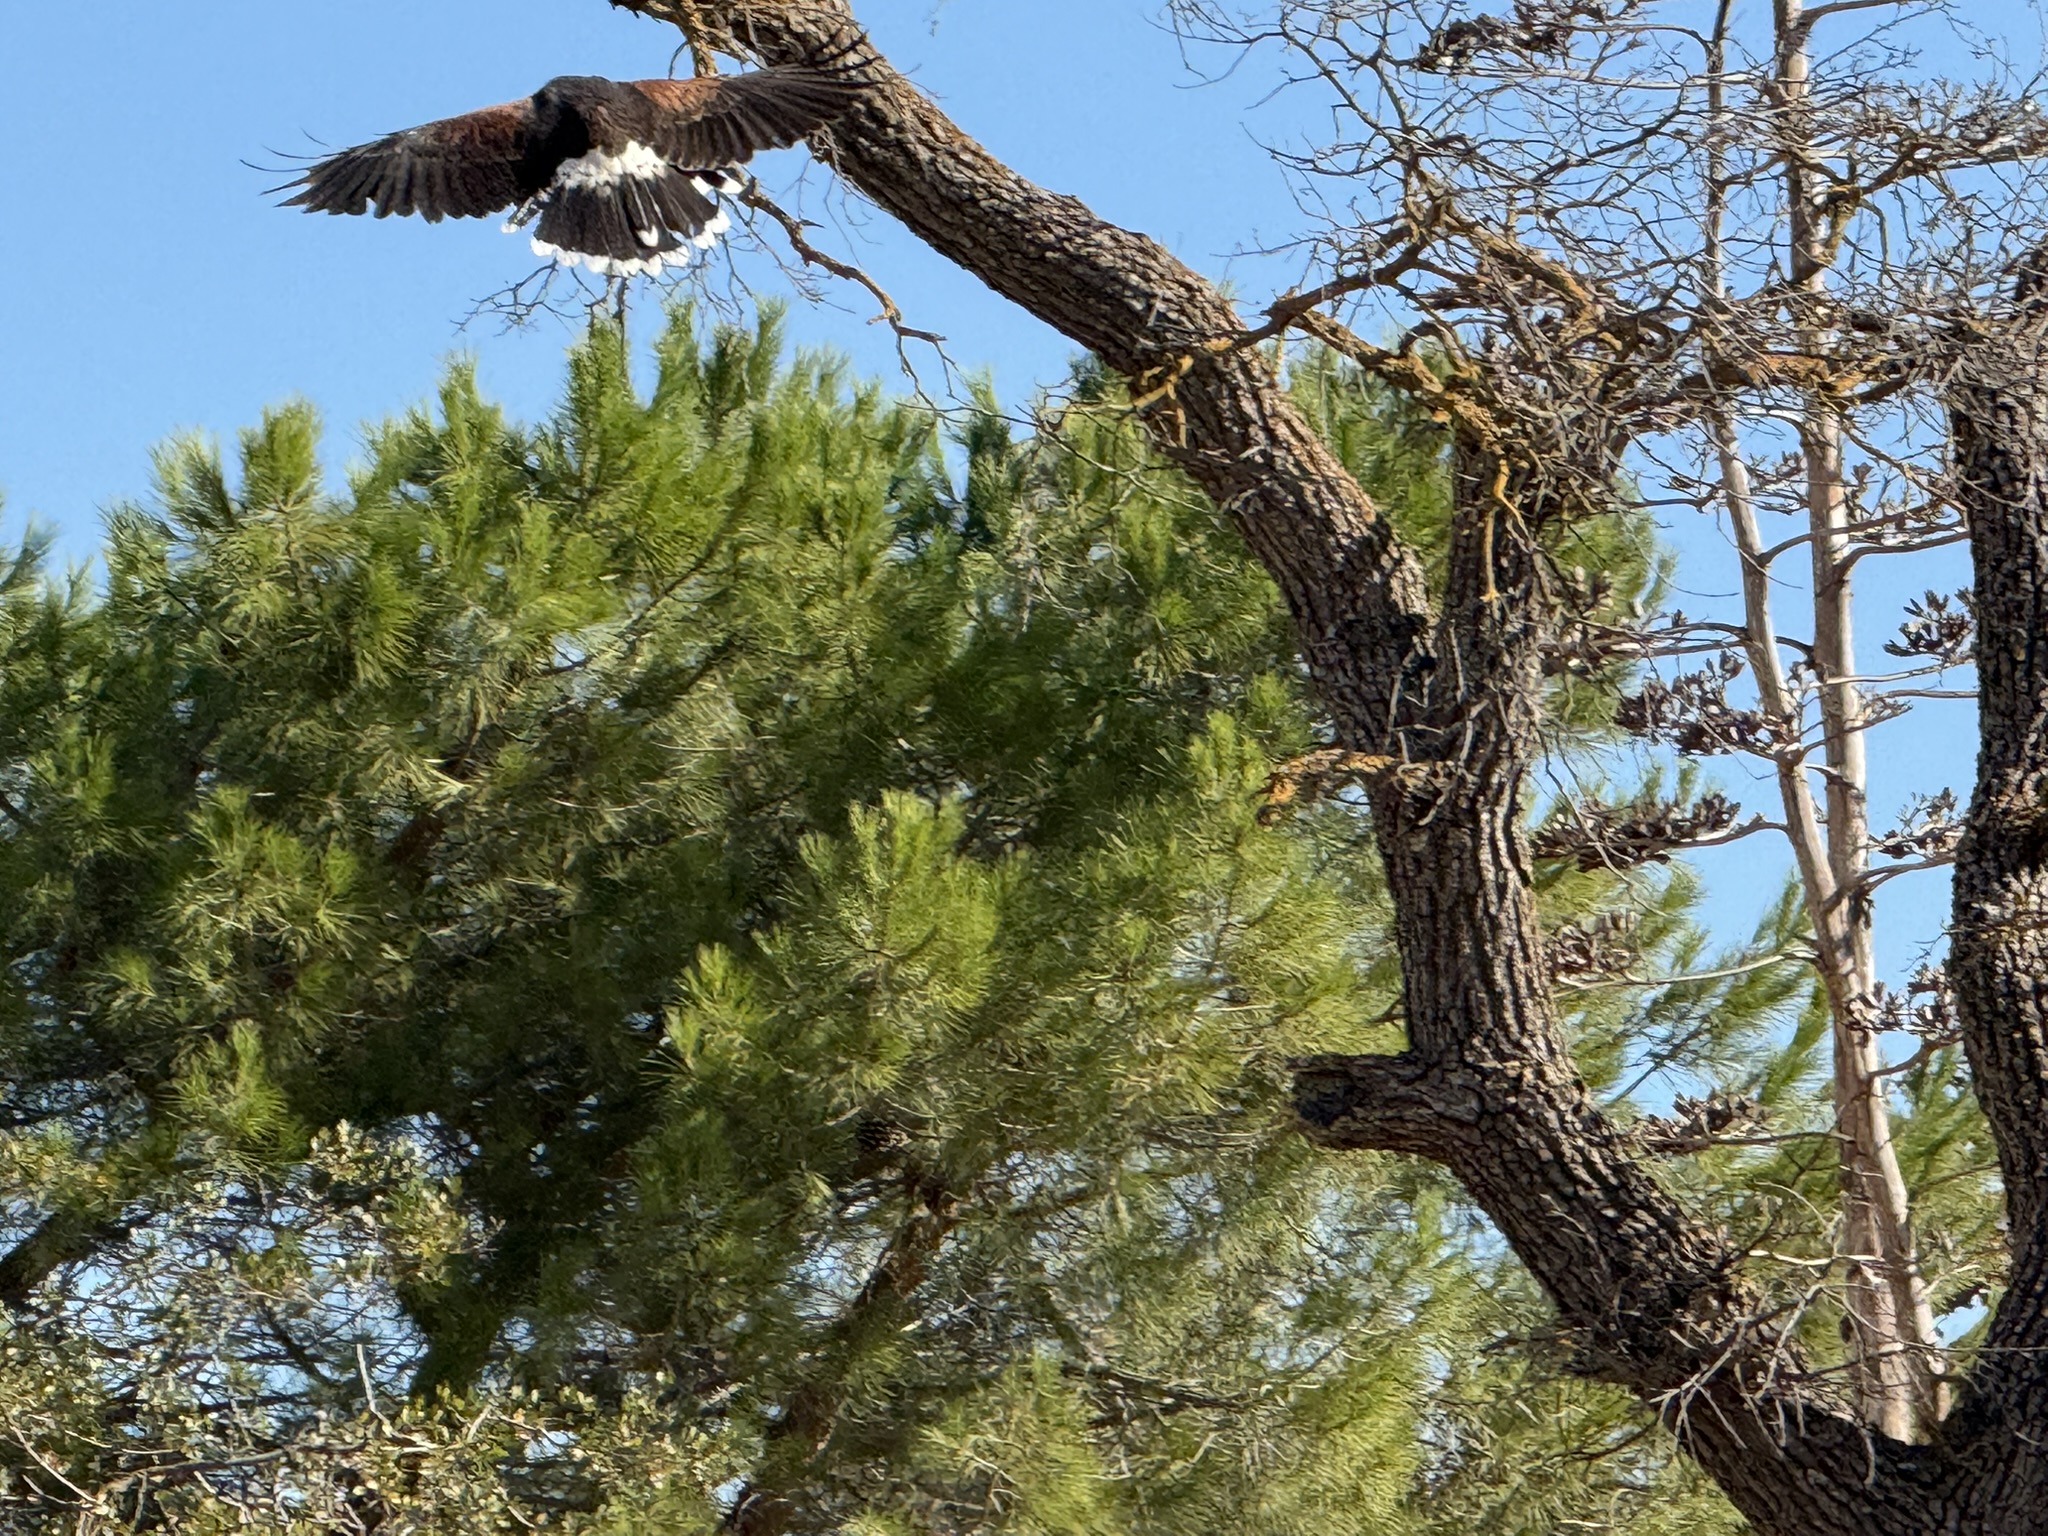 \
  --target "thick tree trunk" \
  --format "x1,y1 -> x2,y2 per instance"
1942,306 -> 2048,1517
607,0 -> 2048,1527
